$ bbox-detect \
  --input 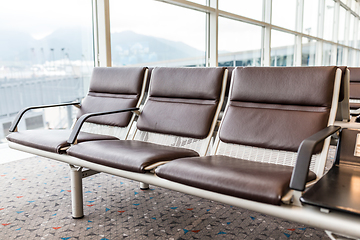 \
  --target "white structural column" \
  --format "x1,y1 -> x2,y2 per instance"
316,0 -> 325,65
353,17 -> 359,65
295,0 -> 304,66
93,0 -> 112,67
262,0 -> 272,66
207,0 -> 218,67
331,1 -> 340,65
343,5 -> 351,65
